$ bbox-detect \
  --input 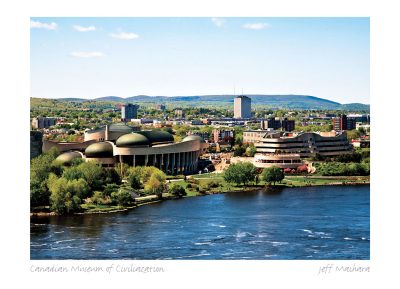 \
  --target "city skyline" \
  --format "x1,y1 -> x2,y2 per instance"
31,17 -> 370,104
